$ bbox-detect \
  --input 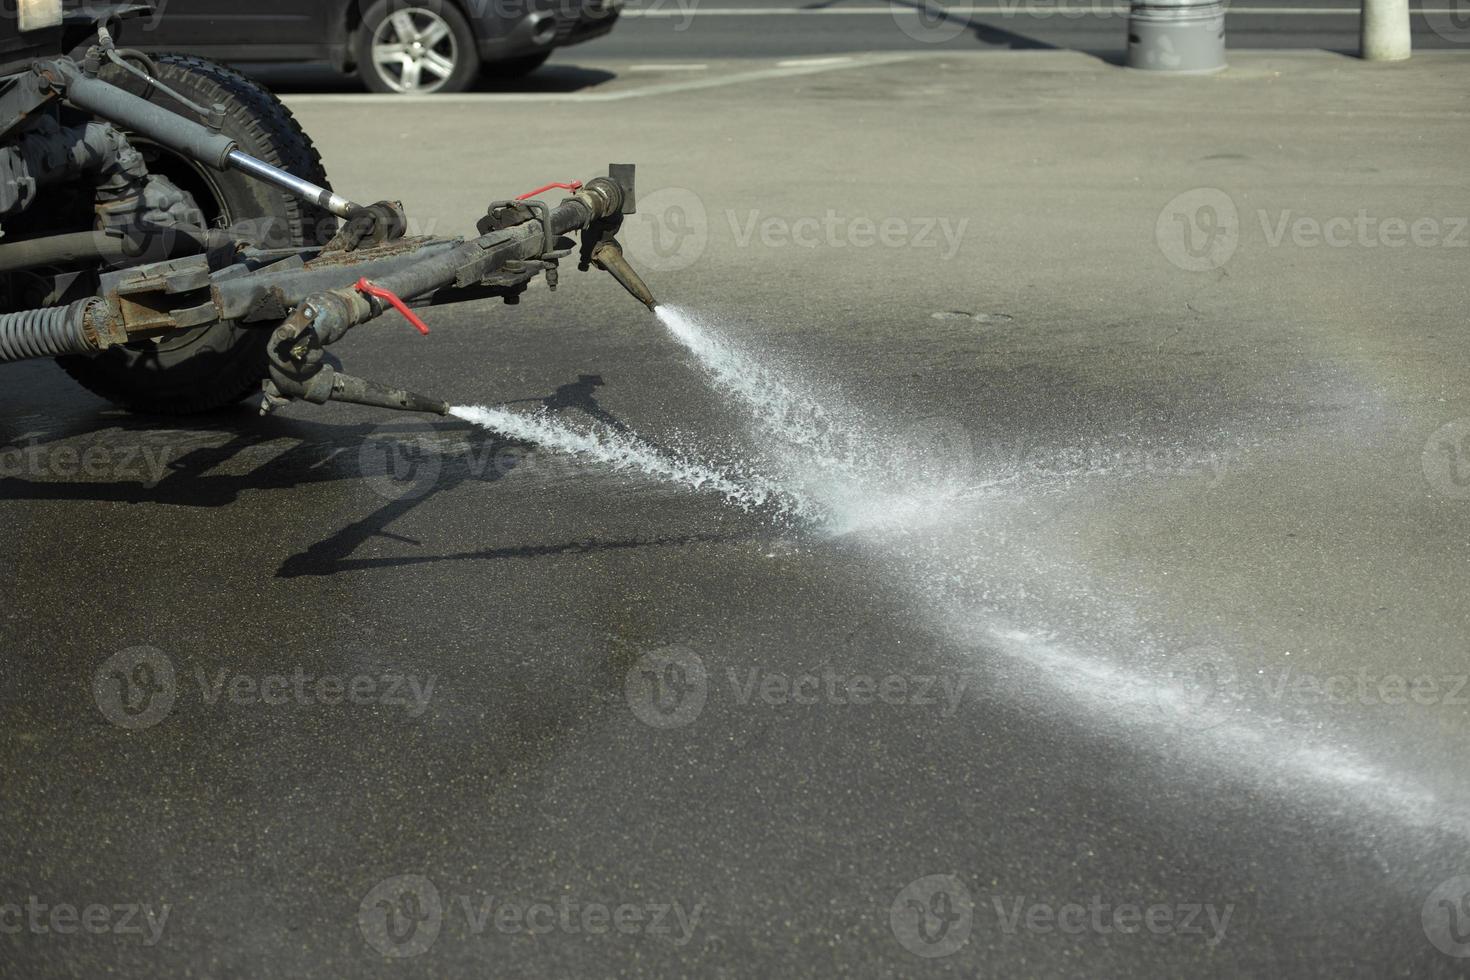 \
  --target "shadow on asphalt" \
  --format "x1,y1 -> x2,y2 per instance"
240,62 -> 617,95
0,375 -> 752,579
857,0 -> 1062,52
